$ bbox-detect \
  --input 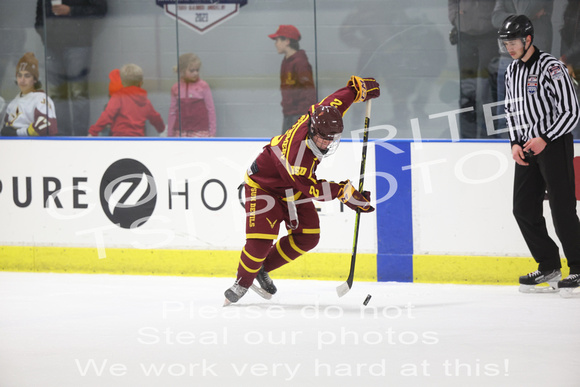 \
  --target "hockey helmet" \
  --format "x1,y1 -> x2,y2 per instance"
498,15 -> 534,55
308,105 -> 343,158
